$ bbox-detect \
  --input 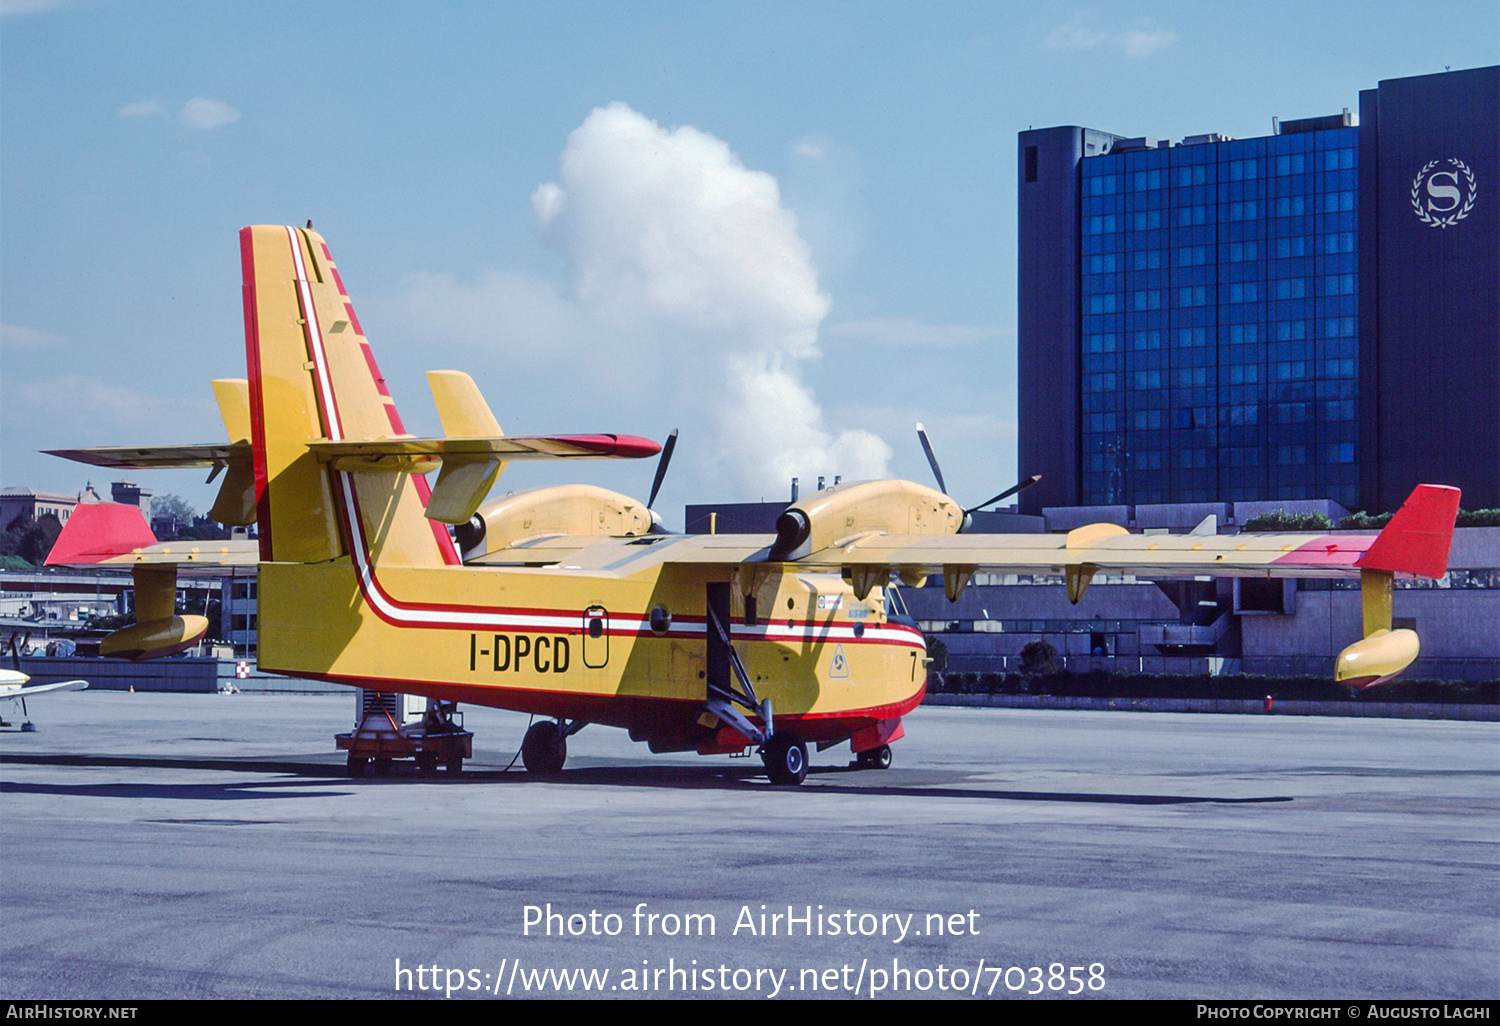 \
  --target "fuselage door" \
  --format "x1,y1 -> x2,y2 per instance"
582,605 -> 609,668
